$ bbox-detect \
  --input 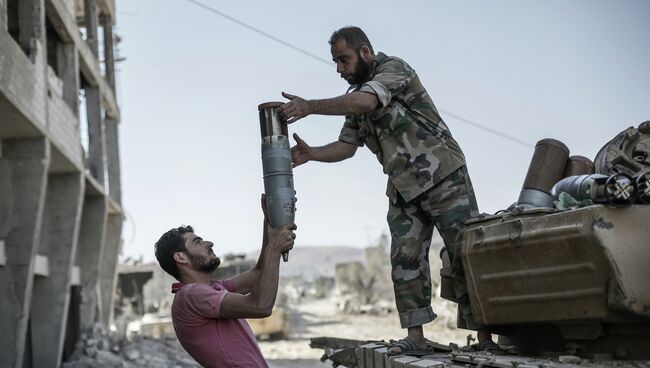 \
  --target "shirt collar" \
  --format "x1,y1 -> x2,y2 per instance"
171,282 -> 185,293
374,51 -> 388,65
171,280 -> 220,293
